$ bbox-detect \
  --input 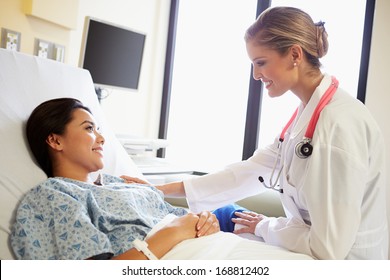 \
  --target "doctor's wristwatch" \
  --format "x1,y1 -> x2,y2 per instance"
132,239 -> 159,260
